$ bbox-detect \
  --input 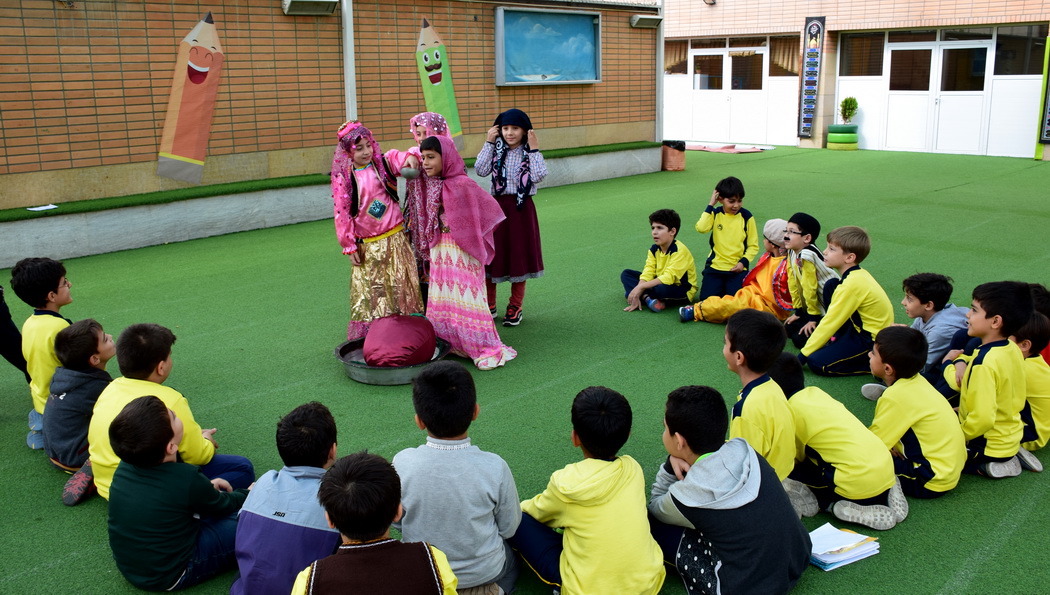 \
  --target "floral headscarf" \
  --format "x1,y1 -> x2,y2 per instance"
409,112 -> 450,145
331,121 -> 394,217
